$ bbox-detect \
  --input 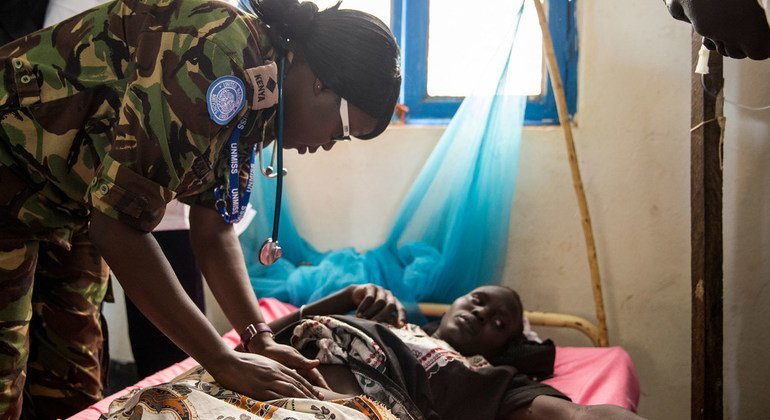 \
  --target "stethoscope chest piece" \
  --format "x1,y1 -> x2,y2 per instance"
258,238 -> 282,266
